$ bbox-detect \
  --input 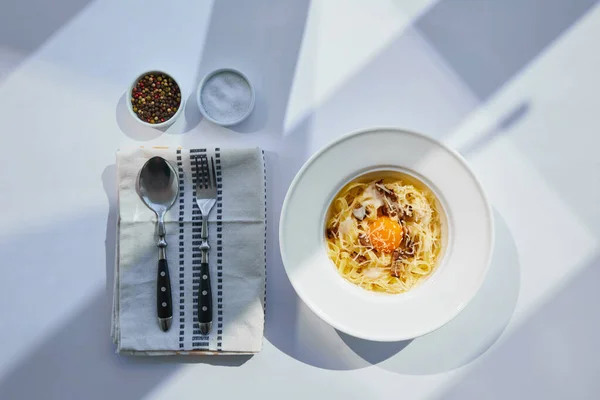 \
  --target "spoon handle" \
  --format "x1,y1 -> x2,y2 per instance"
157,258 -> 173,331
